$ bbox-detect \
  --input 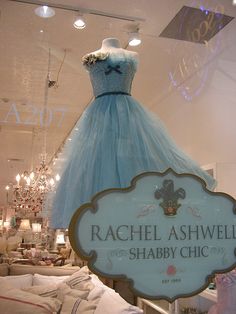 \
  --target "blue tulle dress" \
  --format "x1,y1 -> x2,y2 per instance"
50,51 -> 216,228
